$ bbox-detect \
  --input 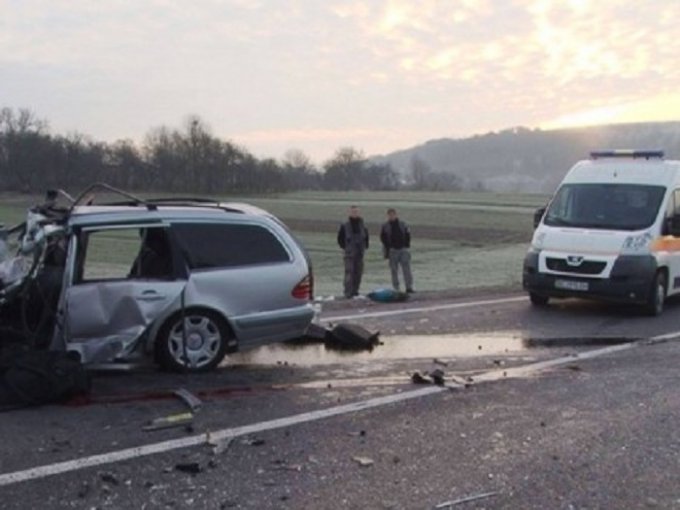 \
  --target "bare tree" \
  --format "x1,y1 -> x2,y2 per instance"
410,155 -> 431,190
